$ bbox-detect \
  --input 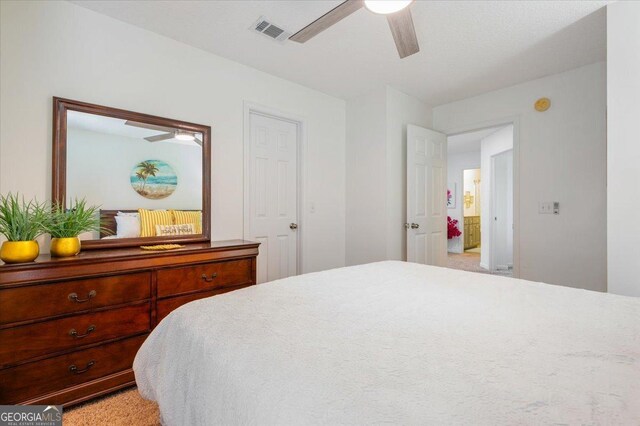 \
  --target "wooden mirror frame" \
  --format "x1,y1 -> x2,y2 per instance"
52,97 -> 211,250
